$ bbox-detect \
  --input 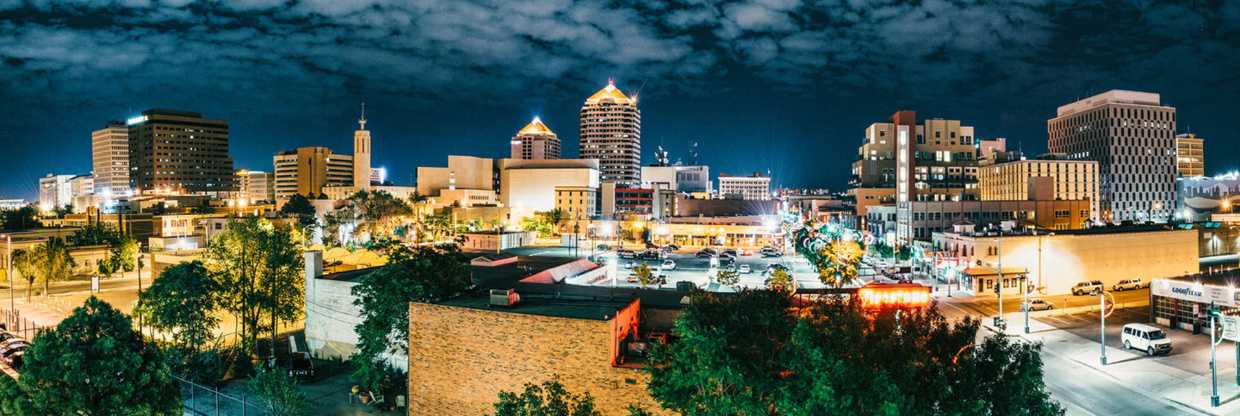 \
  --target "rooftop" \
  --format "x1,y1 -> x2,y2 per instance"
1056,89 -> 1164,117
584,81 -> 635,105
437,293 -> 636,321
516,117 -> 556,136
